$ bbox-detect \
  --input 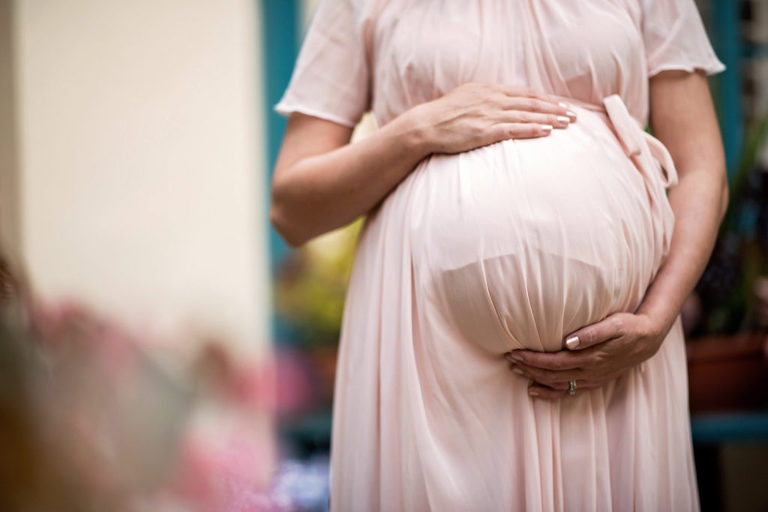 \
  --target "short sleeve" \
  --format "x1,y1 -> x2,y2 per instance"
274,0 -> 371,128
642,0 -> 726,77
